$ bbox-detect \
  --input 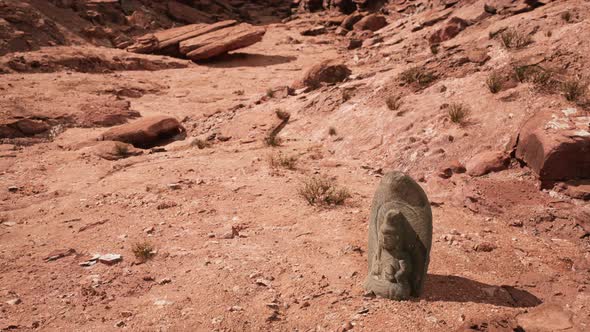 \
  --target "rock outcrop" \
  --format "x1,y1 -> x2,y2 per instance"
127,21 -> 266,61
100,115 -> 186,149
513,108 -> 590,187
429,17 -> 470,44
